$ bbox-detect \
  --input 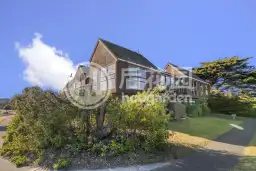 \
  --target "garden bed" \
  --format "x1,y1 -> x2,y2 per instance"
36,145 -> 176,170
